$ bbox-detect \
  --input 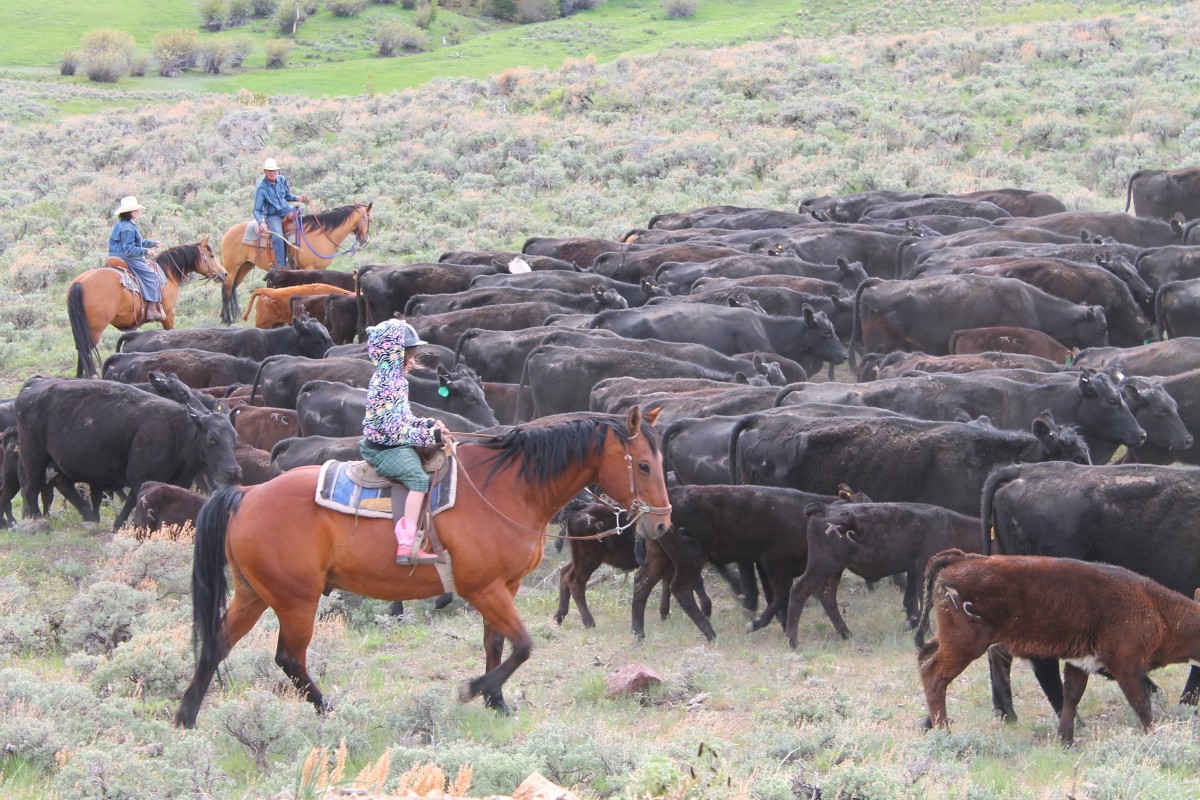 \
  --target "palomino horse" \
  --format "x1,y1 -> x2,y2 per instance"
176,407 -> 670,727
219,203 -> 372,324
67,239 -> 226,378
